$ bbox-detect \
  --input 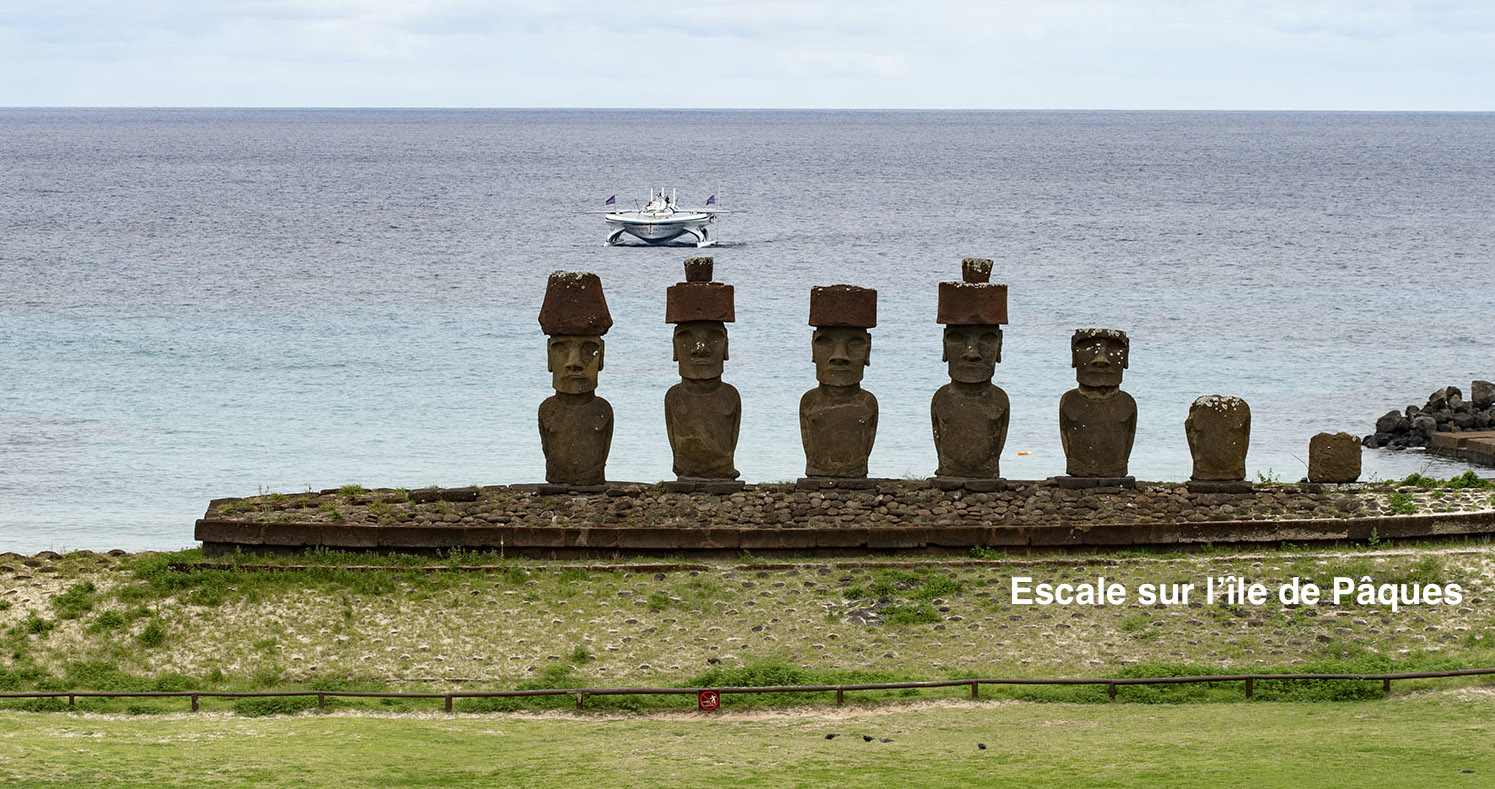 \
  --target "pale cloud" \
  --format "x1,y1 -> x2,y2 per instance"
0,0 -> 1490,108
